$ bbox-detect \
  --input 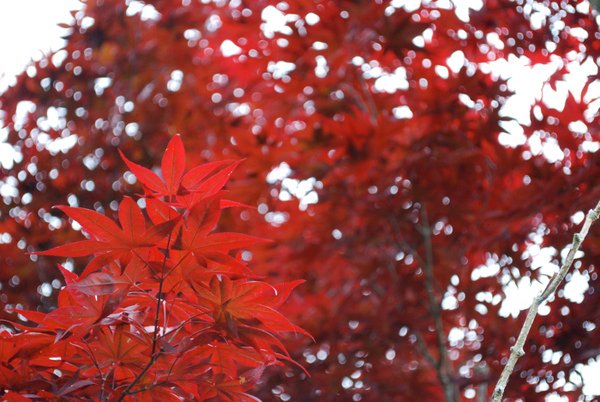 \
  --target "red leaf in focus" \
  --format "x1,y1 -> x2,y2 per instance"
161,134 -> 186,194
